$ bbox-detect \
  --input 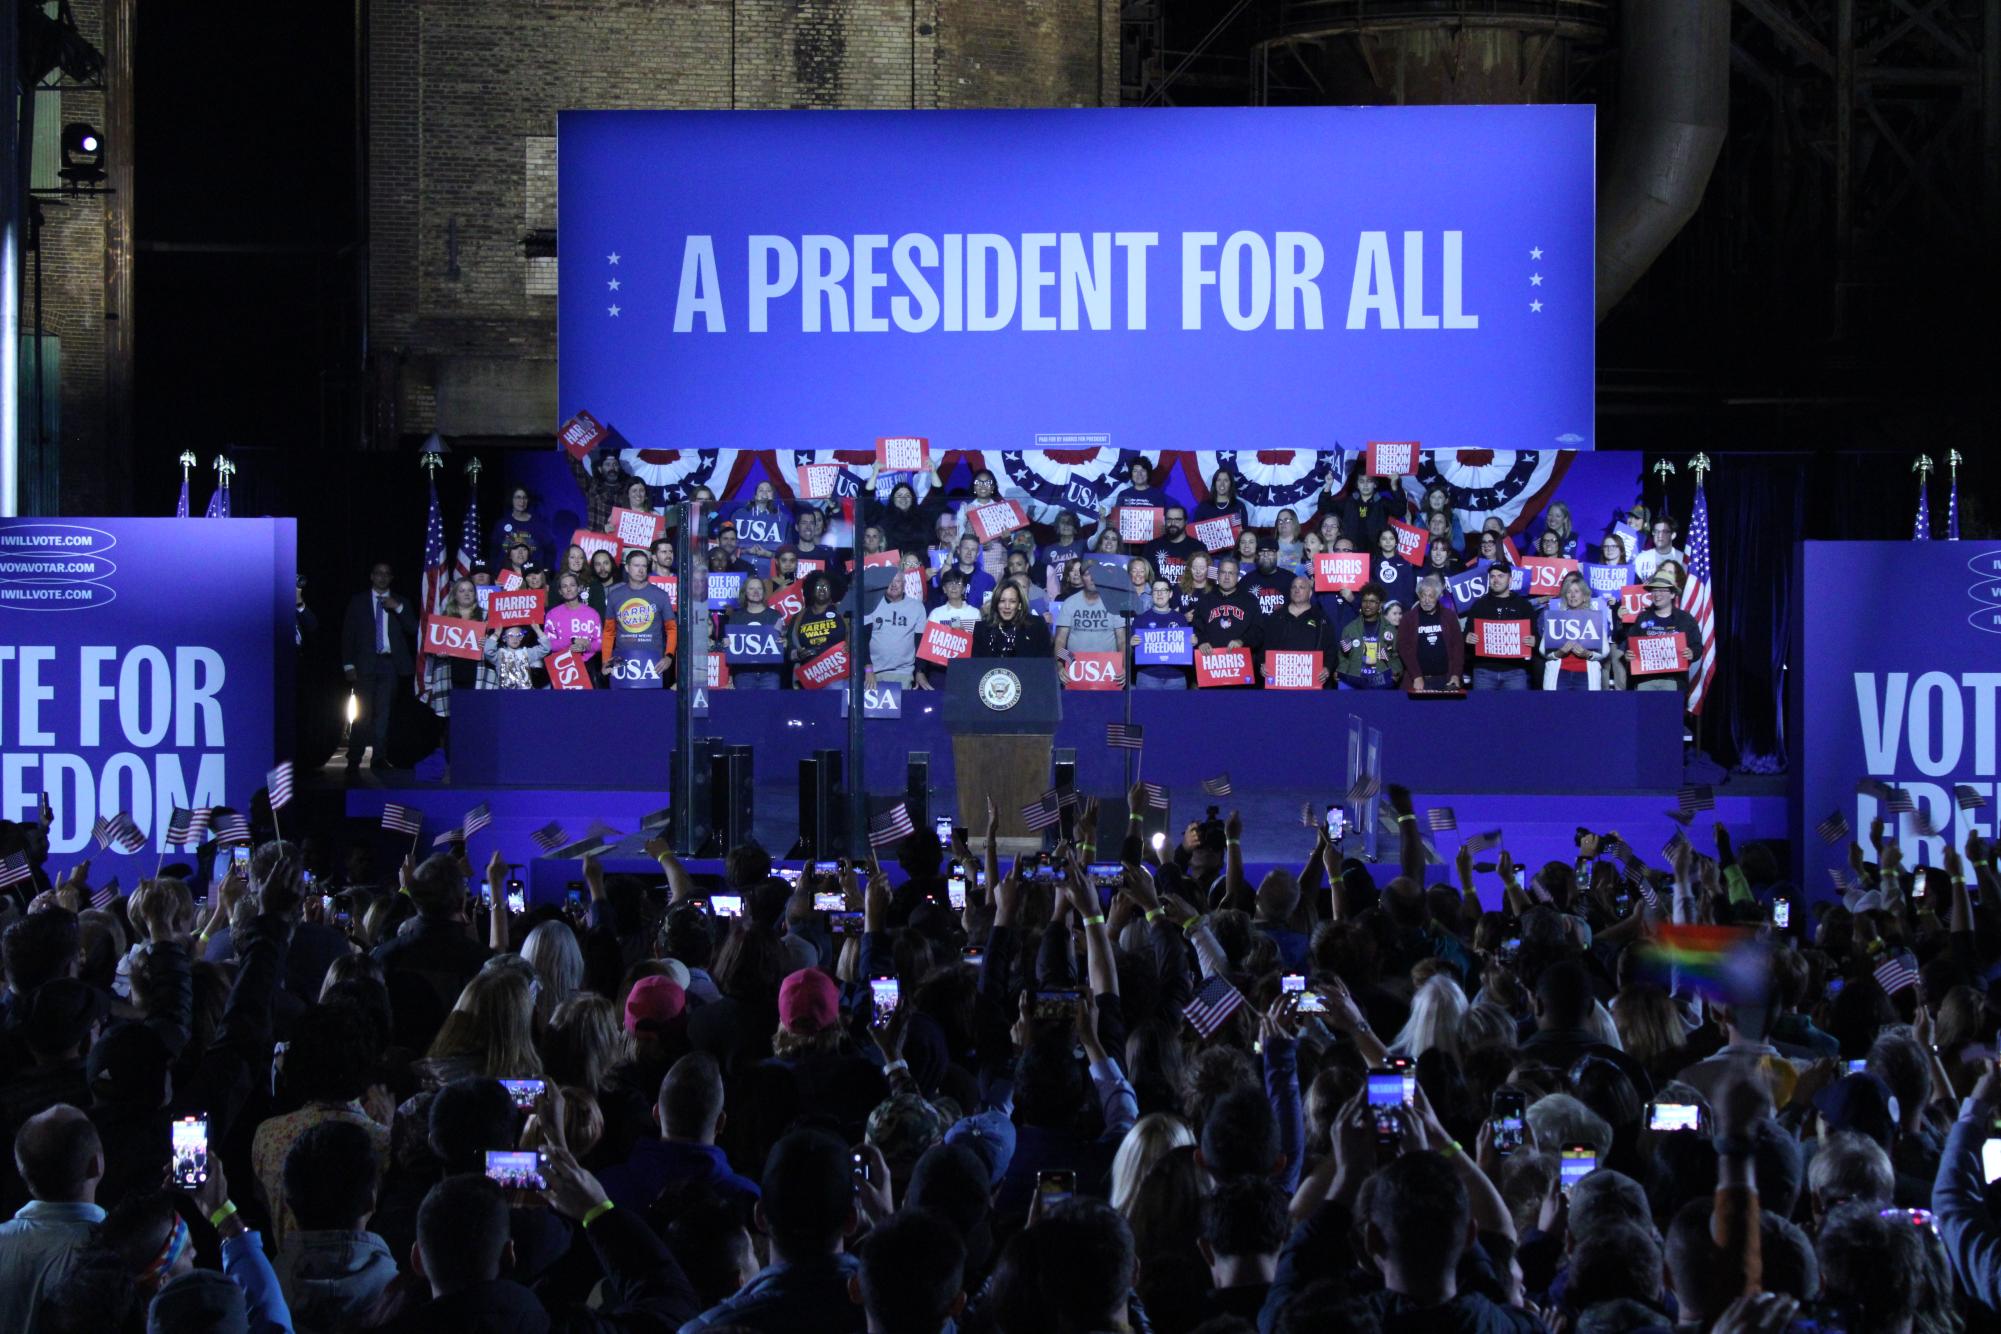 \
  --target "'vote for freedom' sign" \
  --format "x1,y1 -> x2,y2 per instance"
1472,618 -> 1533,660
1628,632 -> 1689,676
1133,624 -> 1193,665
